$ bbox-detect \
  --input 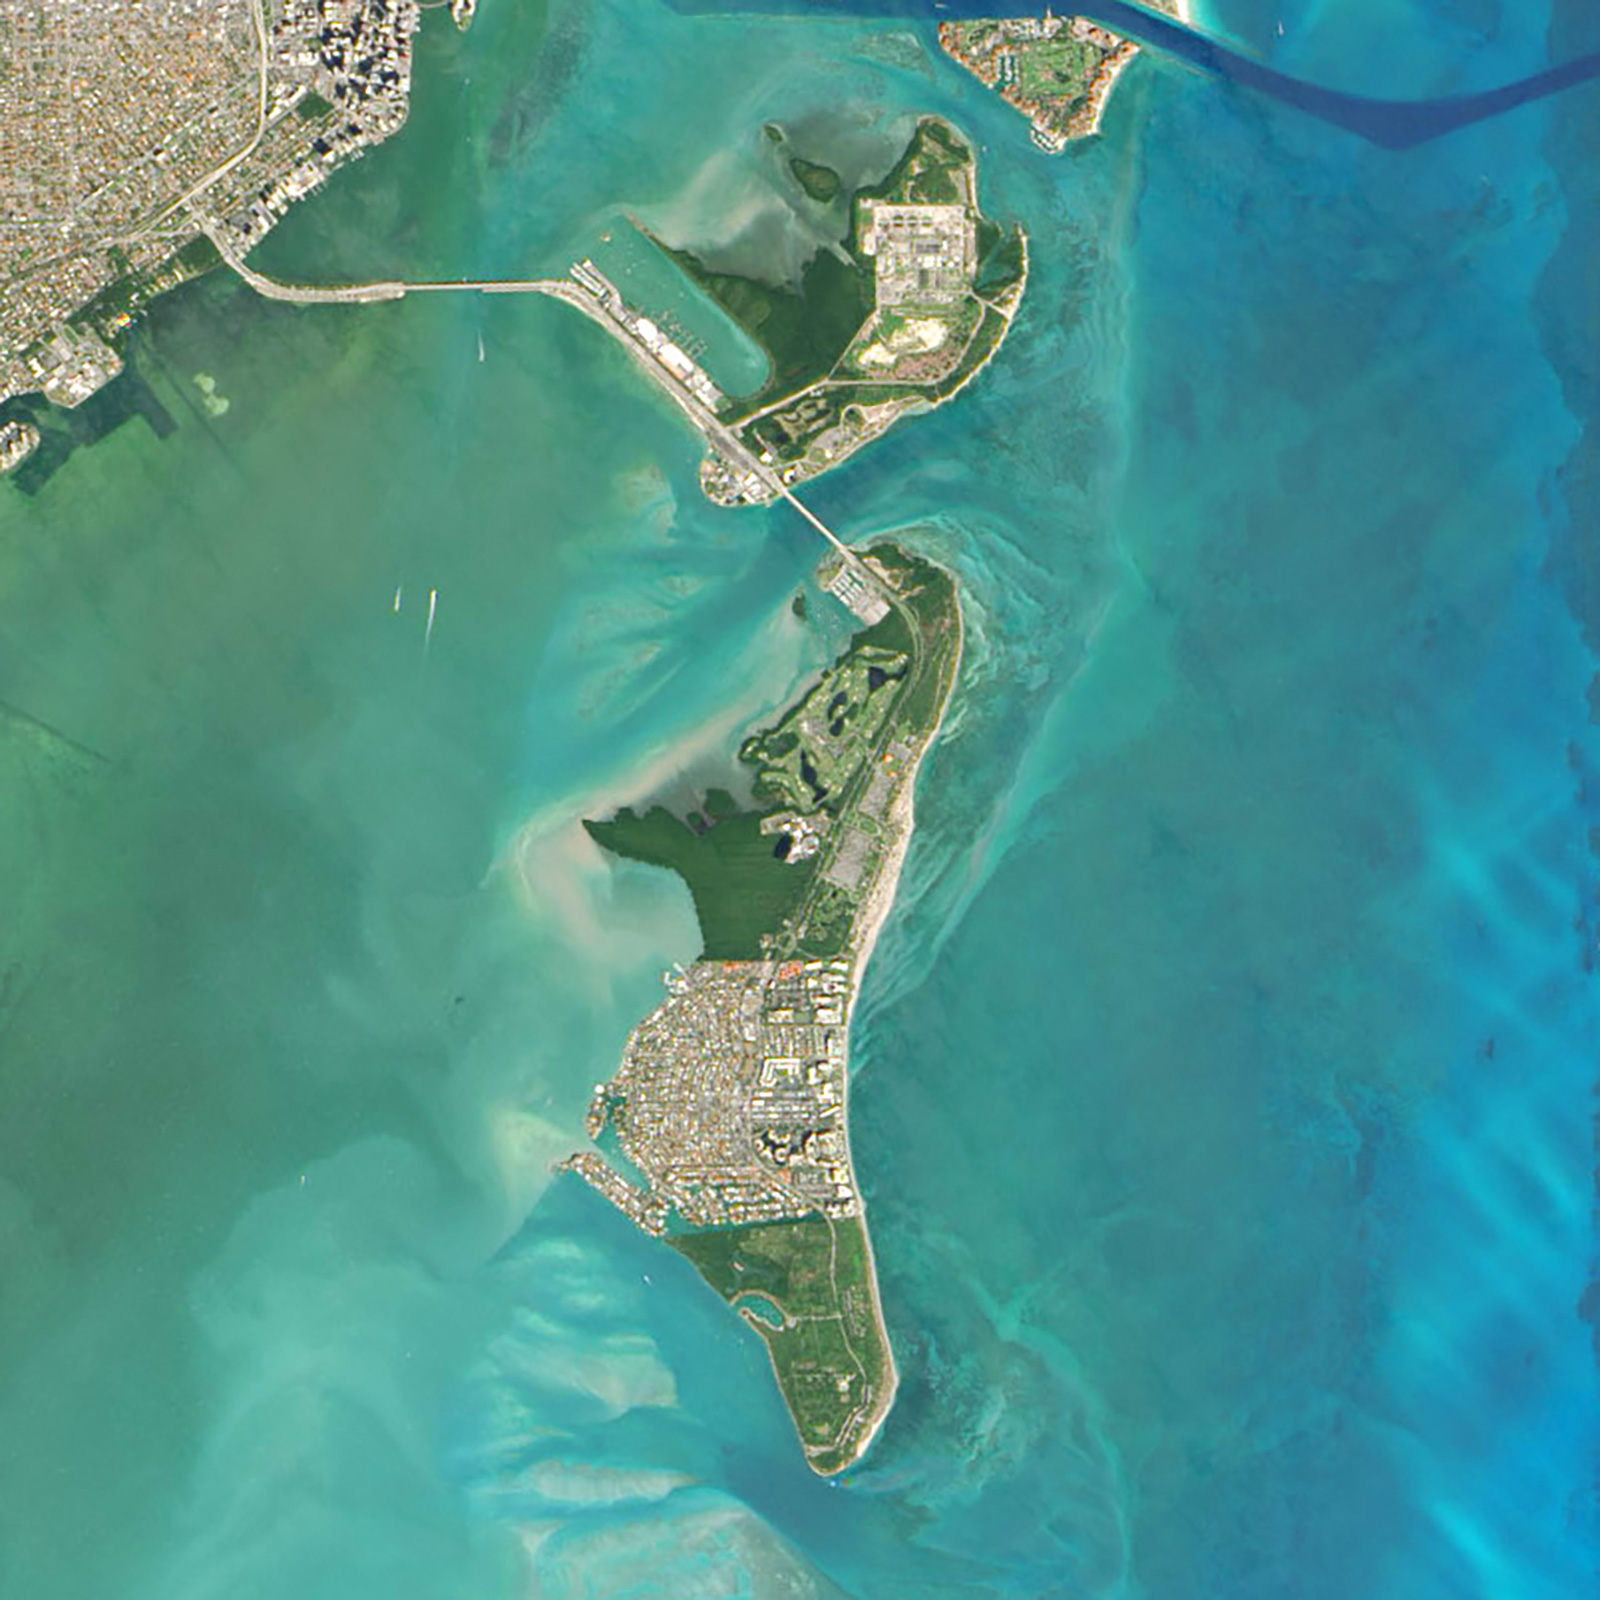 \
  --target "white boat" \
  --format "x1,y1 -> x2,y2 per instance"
392,585 -> 403,613
476,331 -> 485,363
424,587 -> 438,648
